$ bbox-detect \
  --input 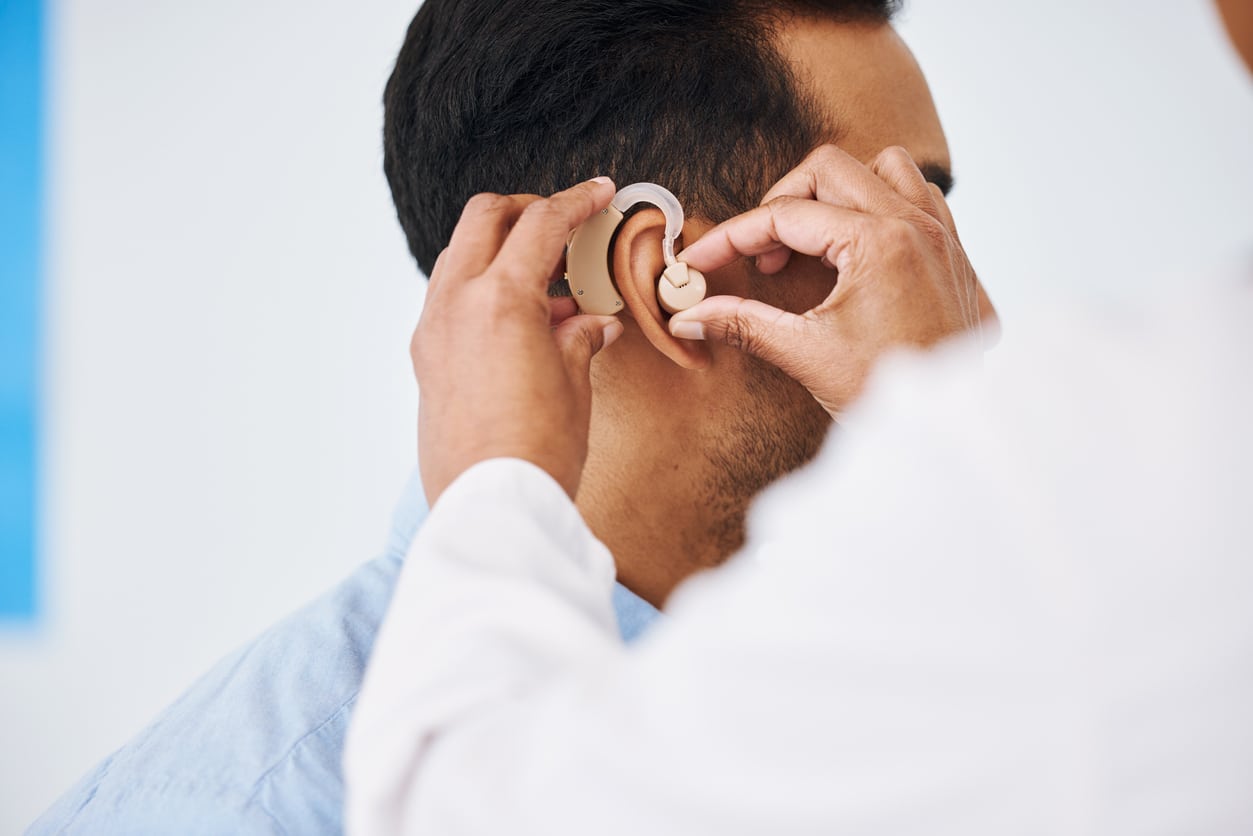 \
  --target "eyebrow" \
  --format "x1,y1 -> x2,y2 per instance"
918,162 -> 955,197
